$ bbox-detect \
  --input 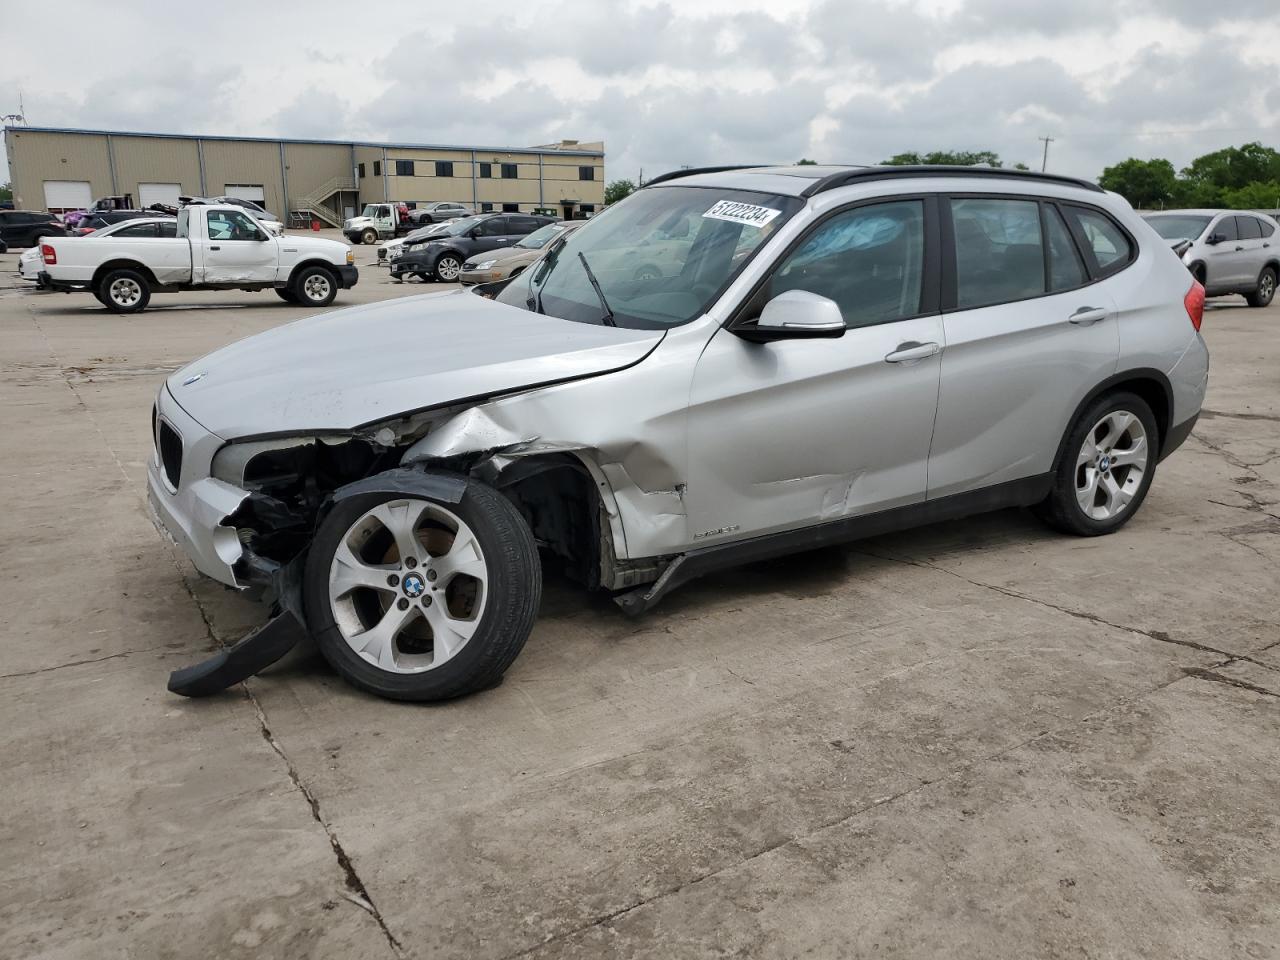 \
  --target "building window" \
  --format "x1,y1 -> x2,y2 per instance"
501,163 -> 518,179
480,202 -> 494,212
373,160 -> 381,177
579,166 -> 595,181
435,161 -> 454,177
502,203 -> 519,212
478,162 -> 492,178
581,204 -> 596,213
357,162 -> 366,178
395,160 -> 414,176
